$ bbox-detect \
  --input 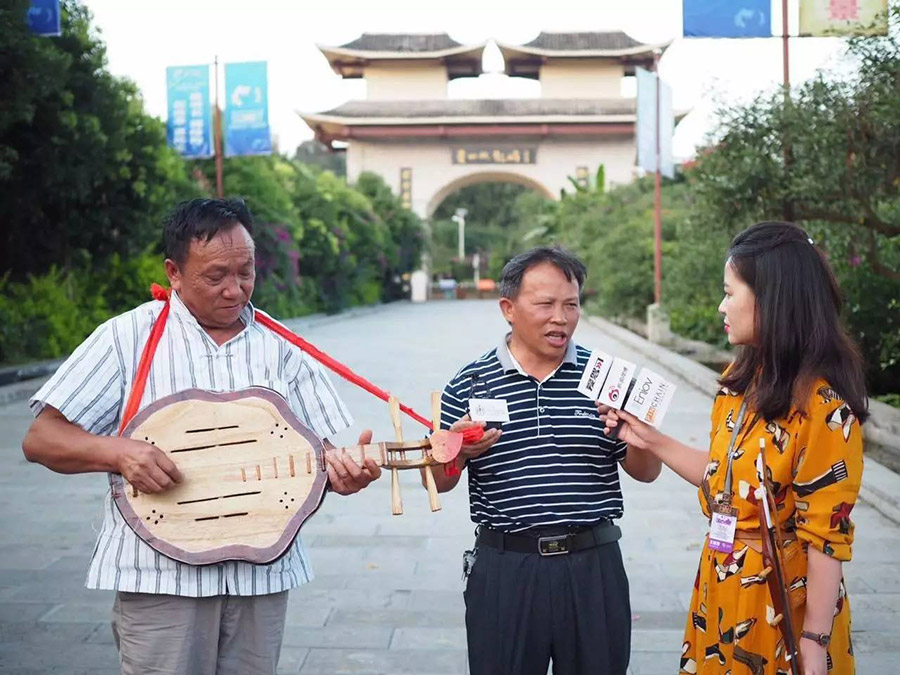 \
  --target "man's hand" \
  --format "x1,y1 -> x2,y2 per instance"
325,429 -> 382,495
450,415 -> 501,462
115,438 -> 184,494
